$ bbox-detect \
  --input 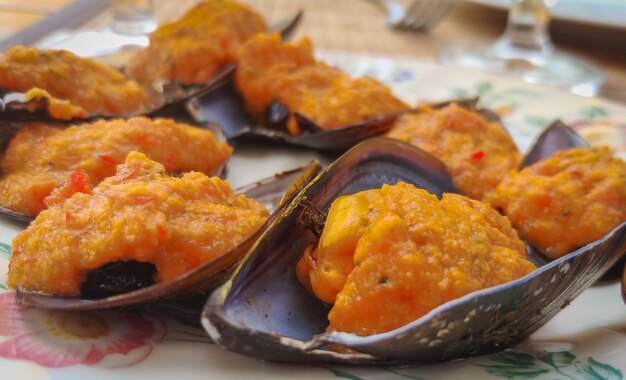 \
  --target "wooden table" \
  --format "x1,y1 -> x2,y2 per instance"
1,0 -> 625,103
